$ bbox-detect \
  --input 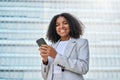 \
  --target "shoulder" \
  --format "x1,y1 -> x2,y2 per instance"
76,38 -> 89,47
76,38 -> 88,42
76,38 -> 88,43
